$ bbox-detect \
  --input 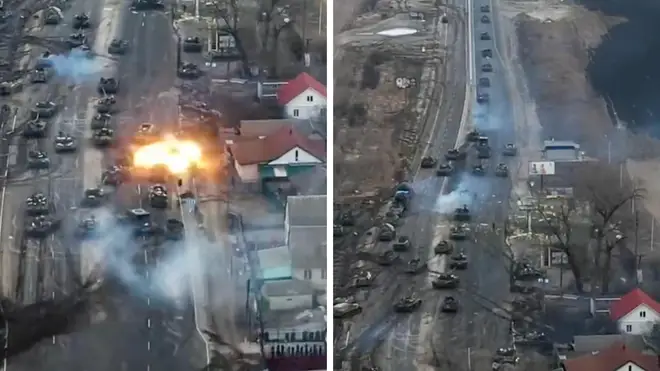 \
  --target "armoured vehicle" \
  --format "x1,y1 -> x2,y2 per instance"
495,163 -> 509,177
134,123 -> 158,144
108,39 -> 129,54
102,165 -> 127,186
481,4 -> 490,12
481,49 -> 493,58
453,205 -> 470,221
27,151 -> 50,169
481,15 -> 490,23
441,296 -> 459,313
449,252 -> 468,270
432,273 -> 460,289
449,224 -> 468,240
472,164 -> 486,175
31,68 -> 48,83
404,258 -> 424,274
82,188 -> 104,207
54,132 -> 77,153
445,149 -> 465,161
436,163 -> 454,176
75,215 -> 99,239
183,37 -> 203,52
481,63 -> 493,72
98,78 -> 119,94
466,129 -> 480,142
44,7 -> 63,25
333,224 -> 343,237
513,261 -> 545,281
351,271 -> 373,288
493,347 -> 519,368
25,215 -> 60,237
480,32 -> 491,41
67,33 -> 86,48
149,185 -> 168,209
72,13 -> 90,29
479,77 -> 490,87
131,0 -> 165,10
420,156 -> 436,169
377,250 -> 397,266
434,240 -> 453,255
31,101 -> 57,118
23,120 -> 48,138
378,223 -> 395,241
165,219 -> 184,240
477,145 -> 491,159
26,193 -> 49,216
393,295 -> 422,313
177,63 -> 201,79
503,143 -> 517,156
91,113 -> 112,130
92,128 -> 114,146
334,302 -> 362,319
148,164 -> 169,183
477,92 -> 489,103
96,96 -> 116,114
392,236 -> 411,252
